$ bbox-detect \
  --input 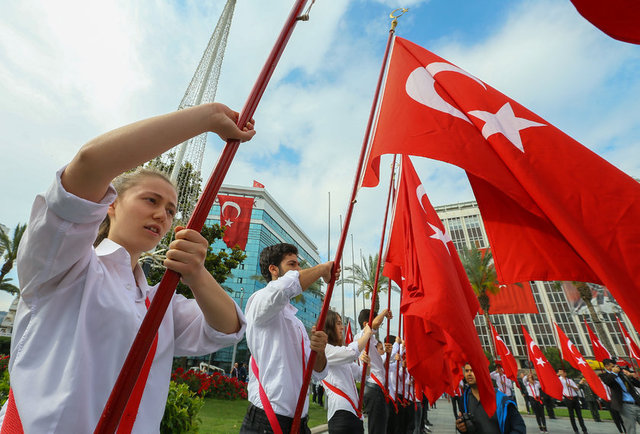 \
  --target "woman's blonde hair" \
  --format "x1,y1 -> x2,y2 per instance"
93,167 -> 176,247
